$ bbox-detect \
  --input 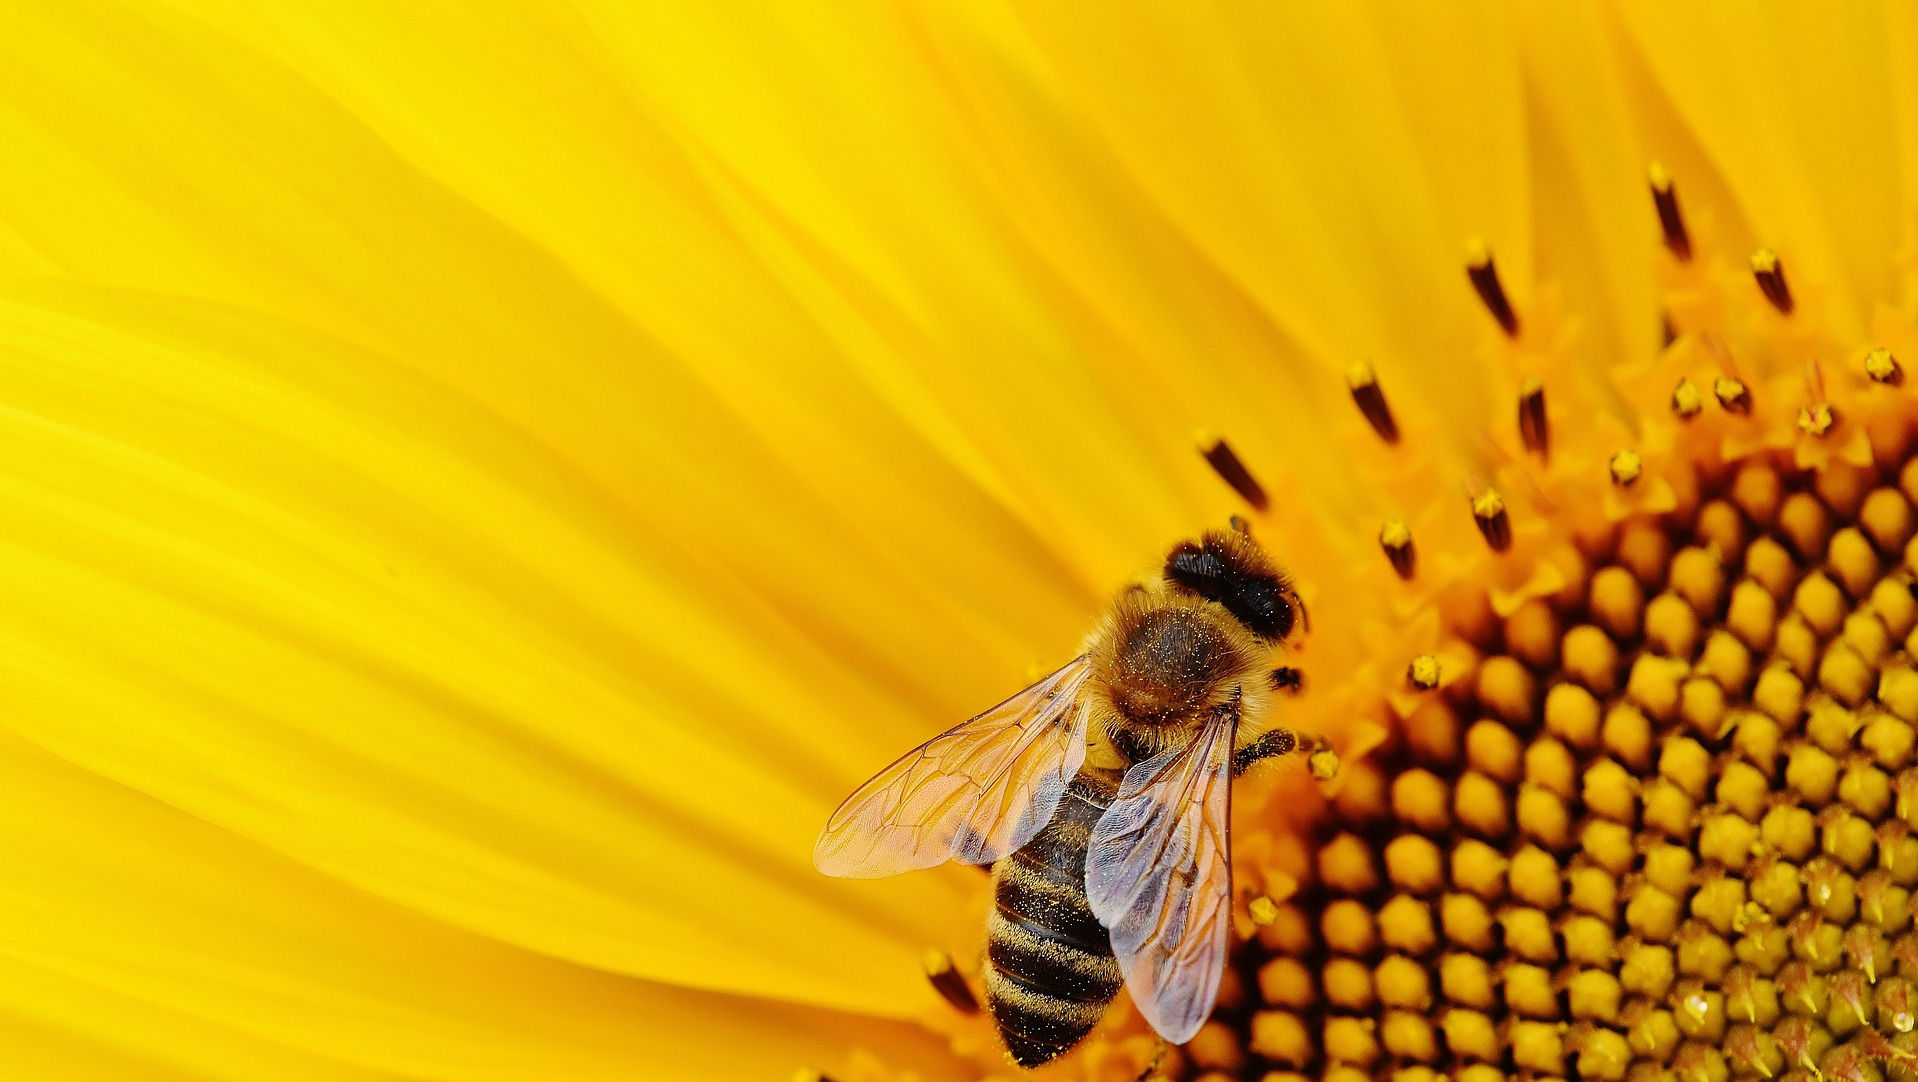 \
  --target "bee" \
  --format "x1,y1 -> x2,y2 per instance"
815,522 -> 1320,1067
